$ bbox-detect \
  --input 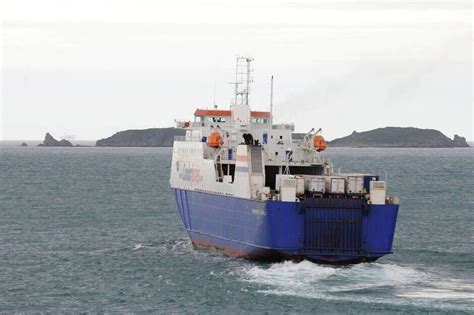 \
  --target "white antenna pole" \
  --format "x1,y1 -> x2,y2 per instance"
245,58 -> 251,105
270,75 -> 274,124
213,81 -> 217,108
234,57 -> 239,106
229,56 -> 253,107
